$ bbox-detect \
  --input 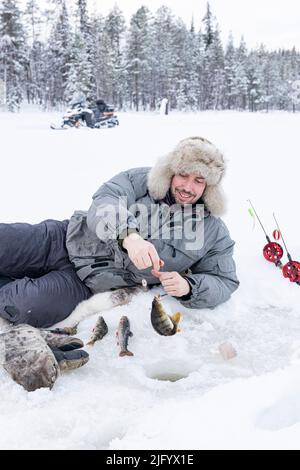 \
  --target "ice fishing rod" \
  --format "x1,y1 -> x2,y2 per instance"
273,213 -> 300,284
248,200 -> 283,267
